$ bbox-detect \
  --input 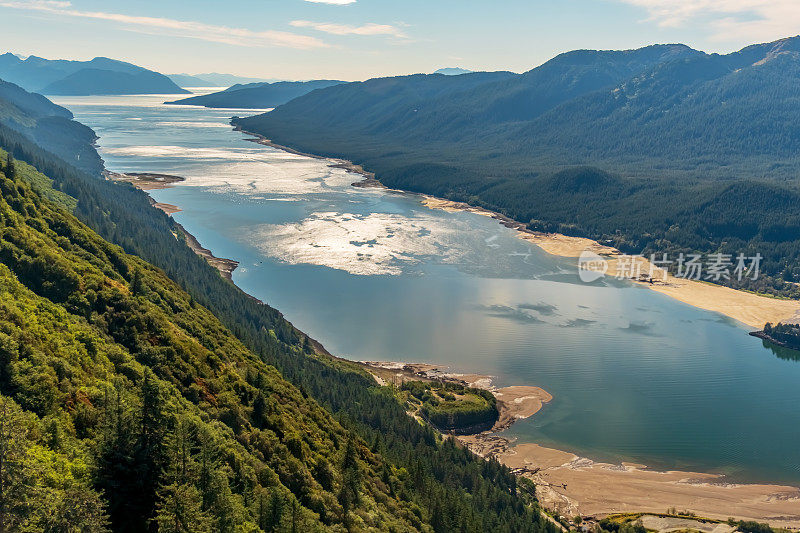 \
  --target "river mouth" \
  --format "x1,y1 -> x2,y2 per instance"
54,93 -> 800,488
